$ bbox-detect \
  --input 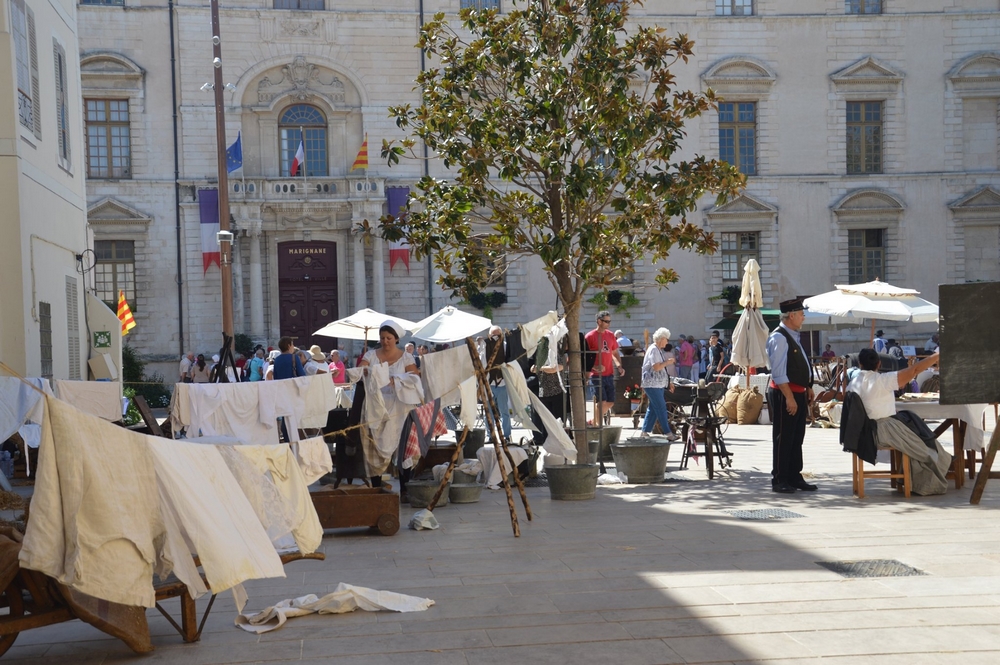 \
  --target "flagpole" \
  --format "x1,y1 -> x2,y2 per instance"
299,125 -> 307,197
210,0 -> 234,345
